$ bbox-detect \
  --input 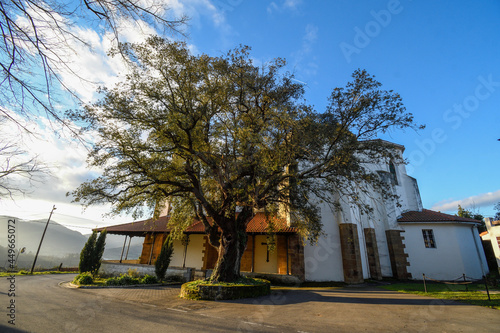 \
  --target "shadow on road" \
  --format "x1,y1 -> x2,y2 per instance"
225,287 -> 464,307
